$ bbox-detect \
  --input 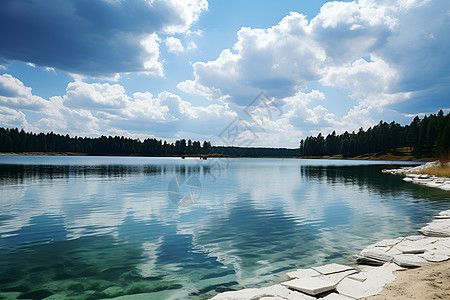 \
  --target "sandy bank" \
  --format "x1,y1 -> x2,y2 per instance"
363,260 -> 450,300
